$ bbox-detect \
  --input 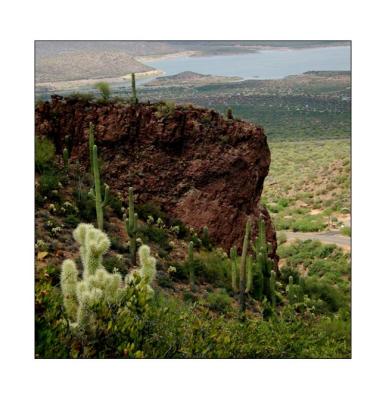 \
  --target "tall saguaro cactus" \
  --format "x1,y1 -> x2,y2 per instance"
253,218 -> 276,304
124,187 -> 138,265
230,246 -> 238,294
89,145 -> 109,231
131,73 -> 138,104
239,218 -> 252,314
88,123 -> 95,178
